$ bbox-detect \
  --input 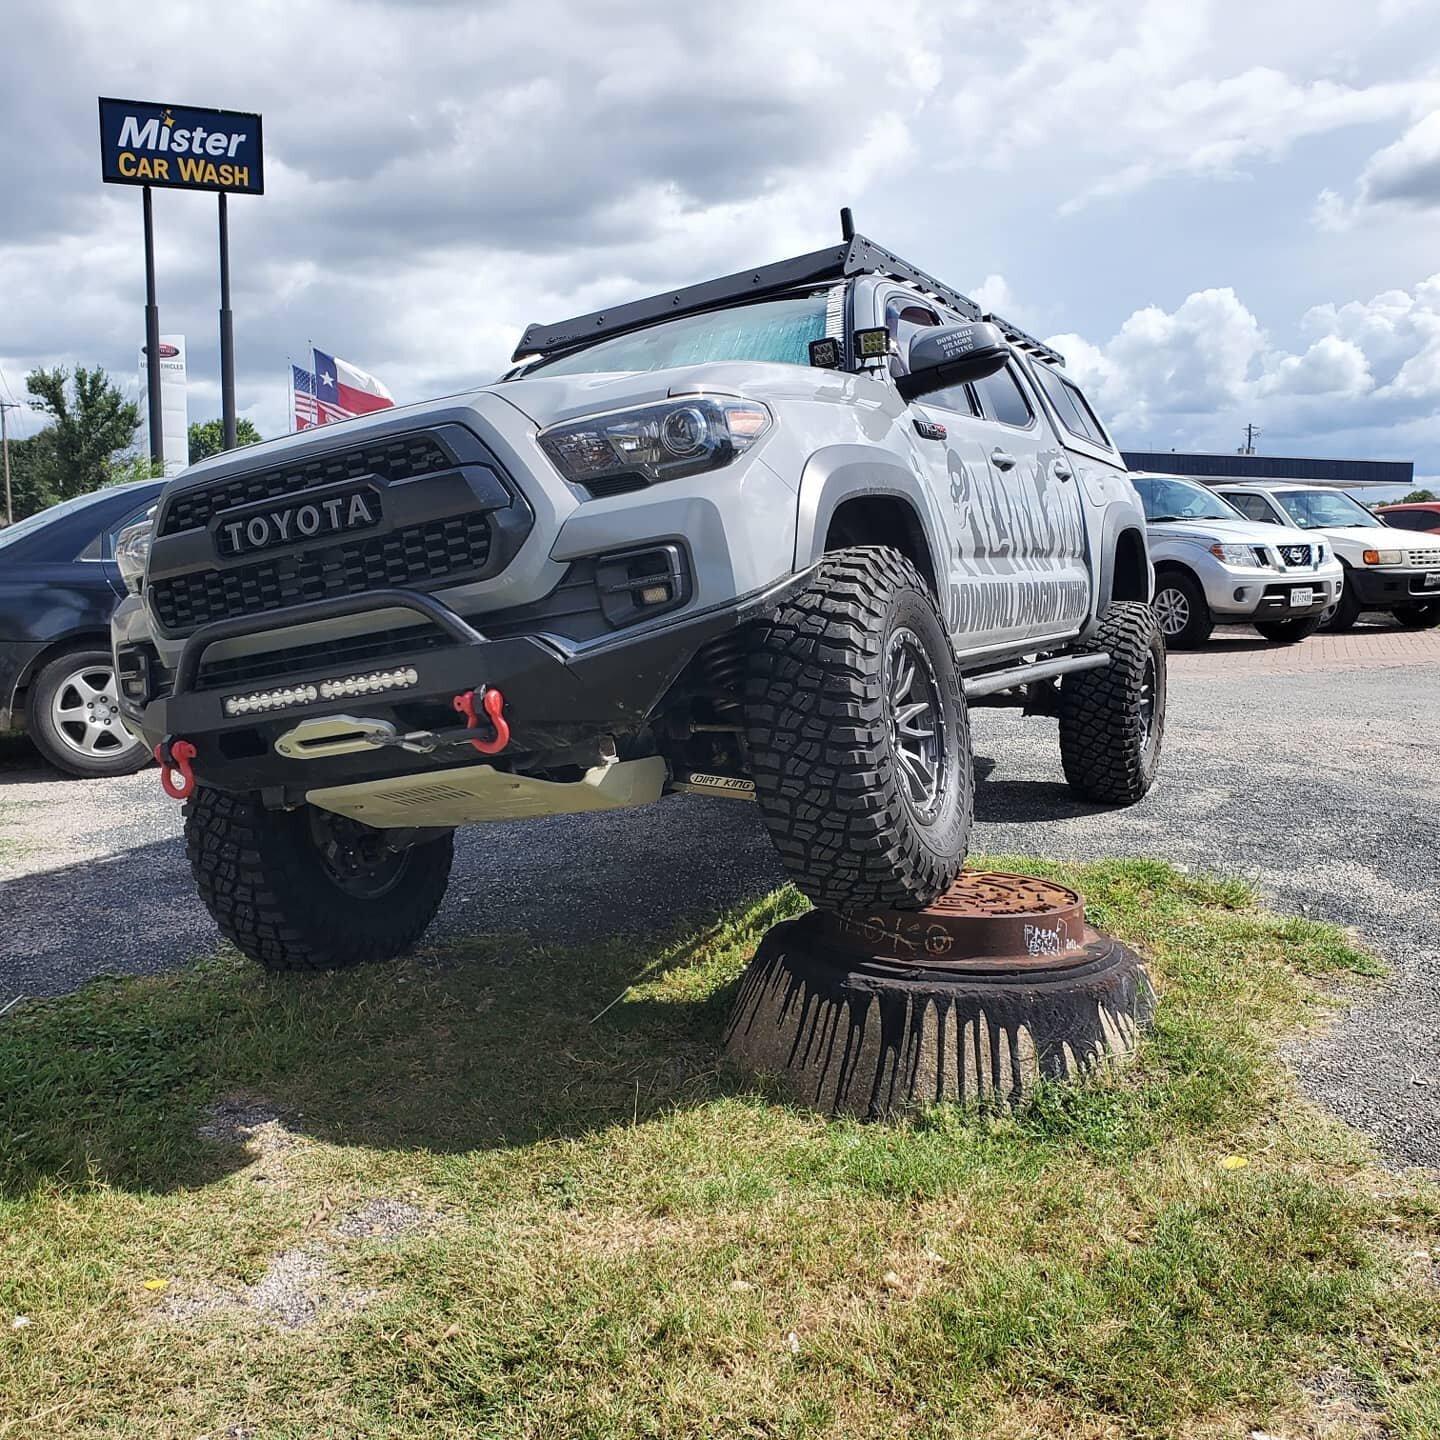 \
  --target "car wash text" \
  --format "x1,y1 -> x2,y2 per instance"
99,98 -> 264,195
